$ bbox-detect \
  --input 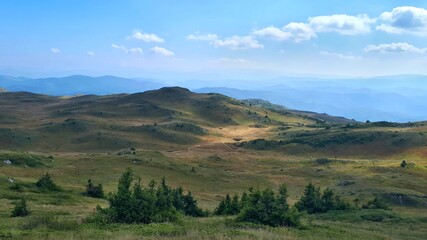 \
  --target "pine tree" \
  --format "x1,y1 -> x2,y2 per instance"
295,183 -> 322,213
237,185 -> 301,227
11,198 -> 30,217
36,173 -> 60,192
215,199 -> 227,215
296,184 -> 351,214
230,194 -> 240,215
